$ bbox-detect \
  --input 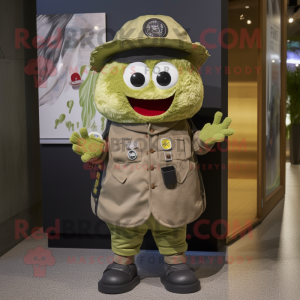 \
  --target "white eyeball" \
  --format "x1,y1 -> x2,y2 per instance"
123,62 -> 150,90
152,62 -> 179,90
